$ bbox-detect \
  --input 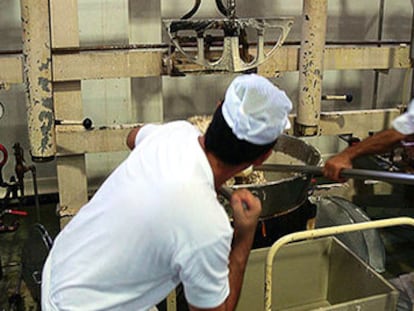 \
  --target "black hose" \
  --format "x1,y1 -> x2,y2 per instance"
181,0 -> 202,20
215,0 -> 229,17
